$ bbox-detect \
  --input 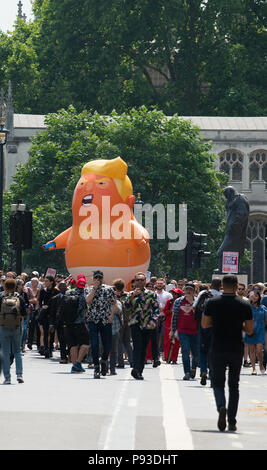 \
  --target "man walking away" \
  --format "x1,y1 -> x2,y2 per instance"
0,279 -> 27,384
202,274 -> 253,432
